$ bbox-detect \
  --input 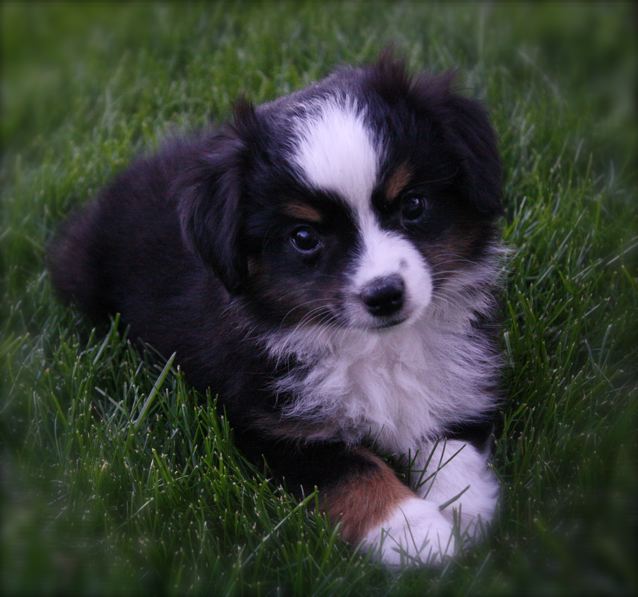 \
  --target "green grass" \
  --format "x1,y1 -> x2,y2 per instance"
2,2 -> 637,594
